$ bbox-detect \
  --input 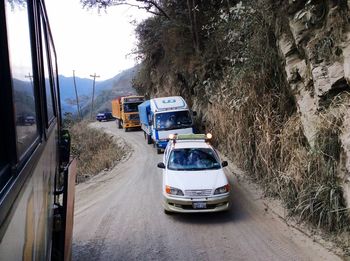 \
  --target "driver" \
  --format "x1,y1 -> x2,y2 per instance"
165,115 -> 177,128
189,151 -> 201,167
